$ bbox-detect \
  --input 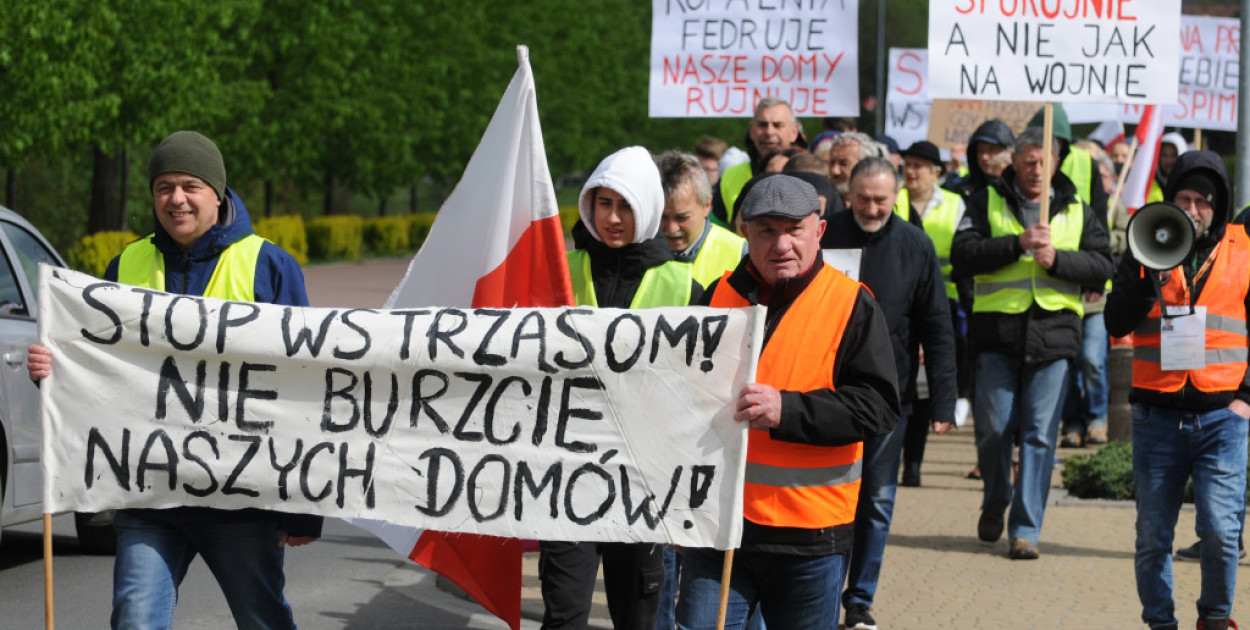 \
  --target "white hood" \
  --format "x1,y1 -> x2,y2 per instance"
1160,132 -> 1189,155
577,146 -> 663,244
